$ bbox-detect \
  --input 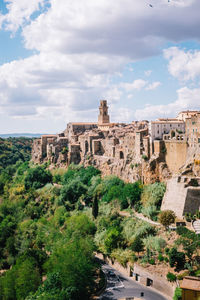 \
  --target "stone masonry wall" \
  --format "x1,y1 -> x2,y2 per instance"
165,140 -> 188,174
95,253 -> 174,299
161,176 -> 200,217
